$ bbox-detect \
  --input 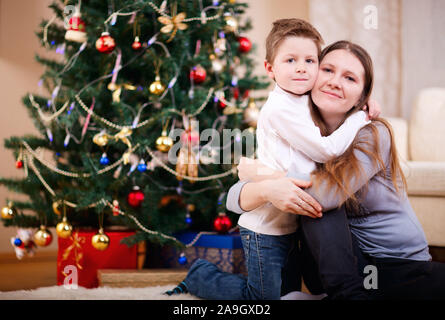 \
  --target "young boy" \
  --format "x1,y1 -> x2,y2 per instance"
241,19 -> 370,237
166,19 -> 376,300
